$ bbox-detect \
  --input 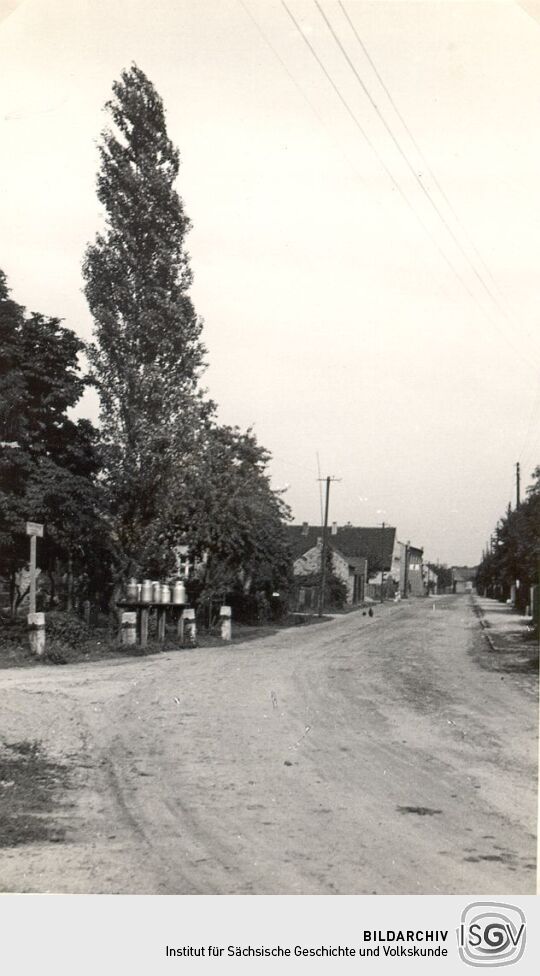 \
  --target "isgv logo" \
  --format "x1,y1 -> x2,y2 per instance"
457,902 -> 526,968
